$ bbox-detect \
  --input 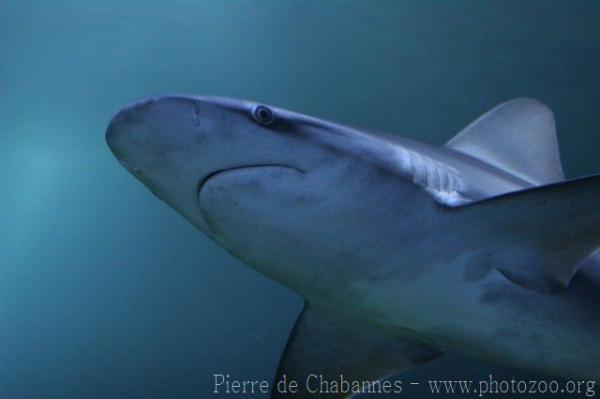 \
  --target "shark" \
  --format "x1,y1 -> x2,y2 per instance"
106,96 -> 600,397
